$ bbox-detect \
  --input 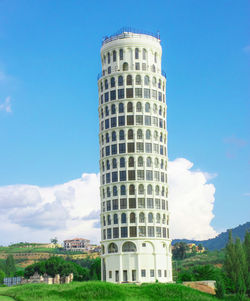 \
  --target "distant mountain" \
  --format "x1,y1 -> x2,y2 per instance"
172,222 -> 250,251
